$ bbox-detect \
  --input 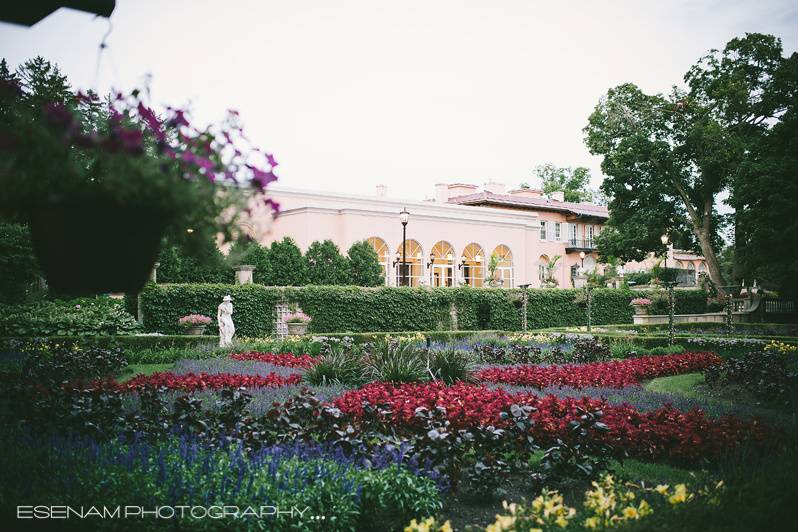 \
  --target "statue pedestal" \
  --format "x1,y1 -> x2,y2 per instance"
234,265 -> 256,284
